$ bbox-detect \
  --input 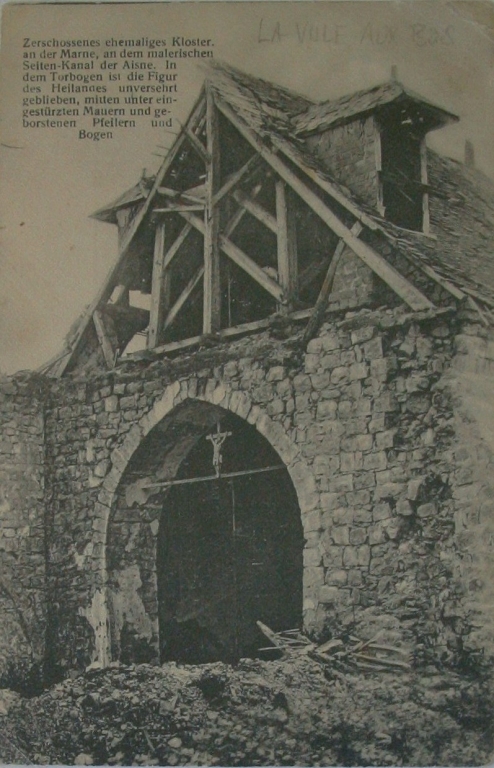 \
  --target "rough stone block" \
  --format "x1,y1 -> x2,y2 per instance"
363,337 -> 383,360
351,326 -> 375,345
396,500 -> 413,516
325,569 -> 348,586
304,354 -> 320,373
328,474 -> 354,493
331,525 -> 350,545
368,523 -> 386,545
375,429 -> 395,449
319,585 -> 340,604
349,362 -> 369,381
373,502 -> 392,521
304,509 -> 322,533
375,482 -> 405,500
417,502 -> 437,518
304,566 -> 325,589
307,337 -> 323,354
363,451 -> 387,471
293,374 -> 312,393
321,334 -> 340,352
349,527 -> 368,545
304,547 -> 322,567
317,400 -> 338,419
331,366 -> 348,385
104,396 -> 119,413
353,434 -> 373,452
